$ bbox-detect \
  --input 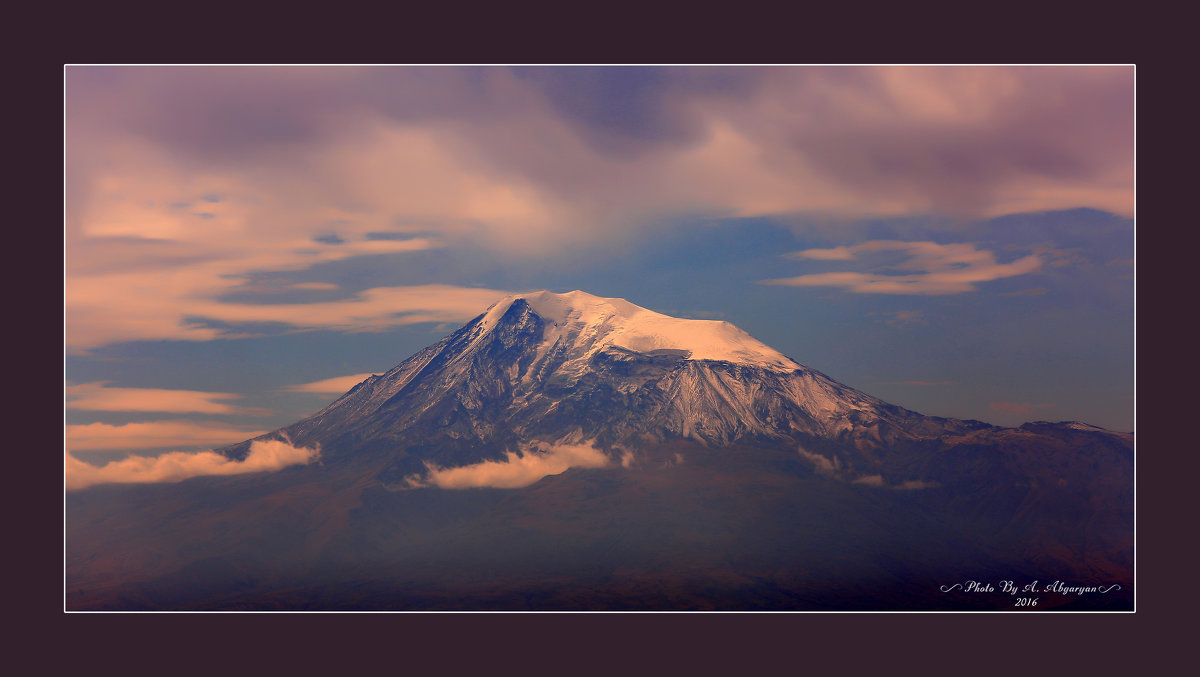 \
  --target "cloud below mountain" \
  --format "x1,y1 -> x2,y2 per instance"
65,437 -> 319,490
415,443 -> 611,489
